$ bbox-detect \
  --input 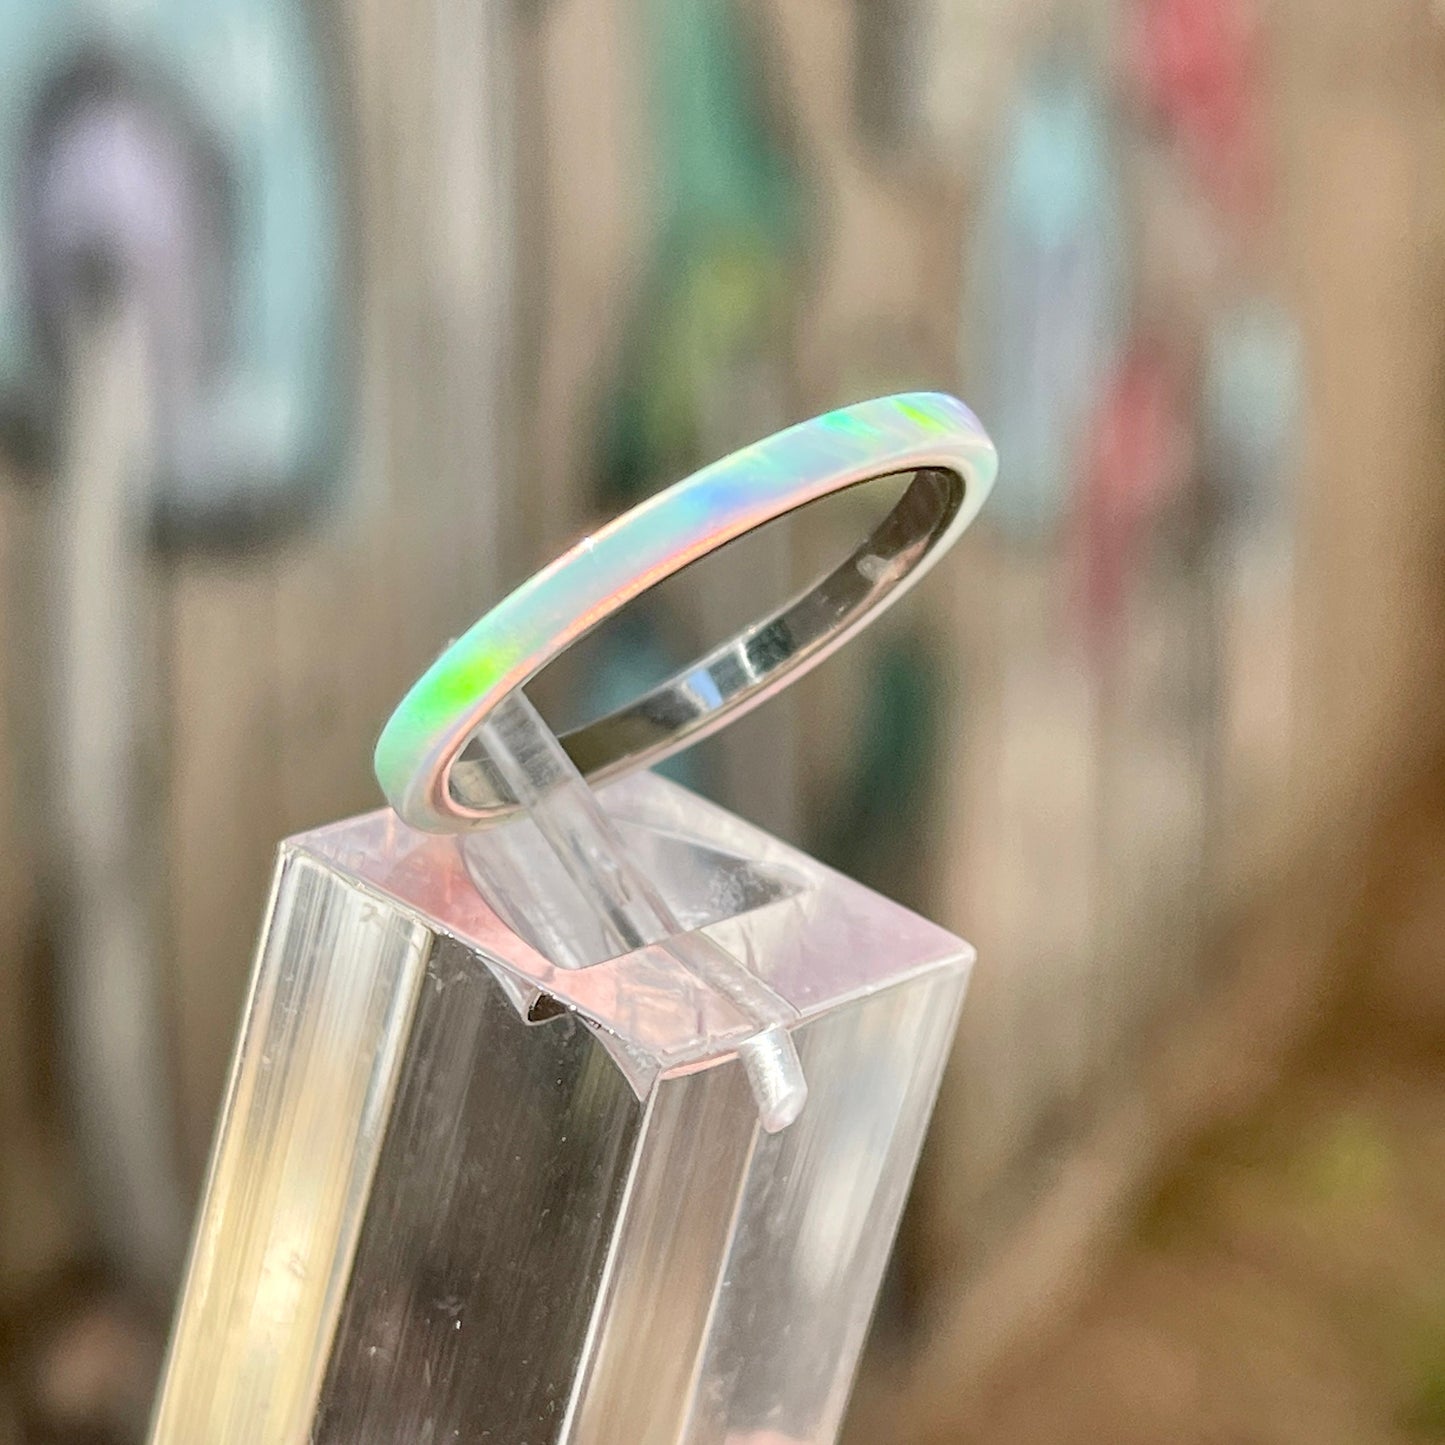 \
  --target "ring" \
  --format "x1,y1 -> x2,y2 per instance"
375,391 -> 997,832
